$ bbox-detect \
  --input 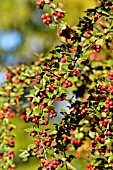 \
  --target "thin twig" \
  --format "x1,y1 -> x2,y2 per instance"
42,142 -> 47,160
66,161 -> 77,170
61,158 -> 77,170
63,150 -> 69,170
